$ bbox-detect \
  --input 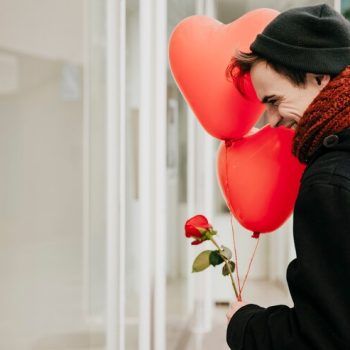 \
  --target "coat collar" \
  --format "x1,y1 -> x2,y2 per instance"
305,127 -> 350,167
